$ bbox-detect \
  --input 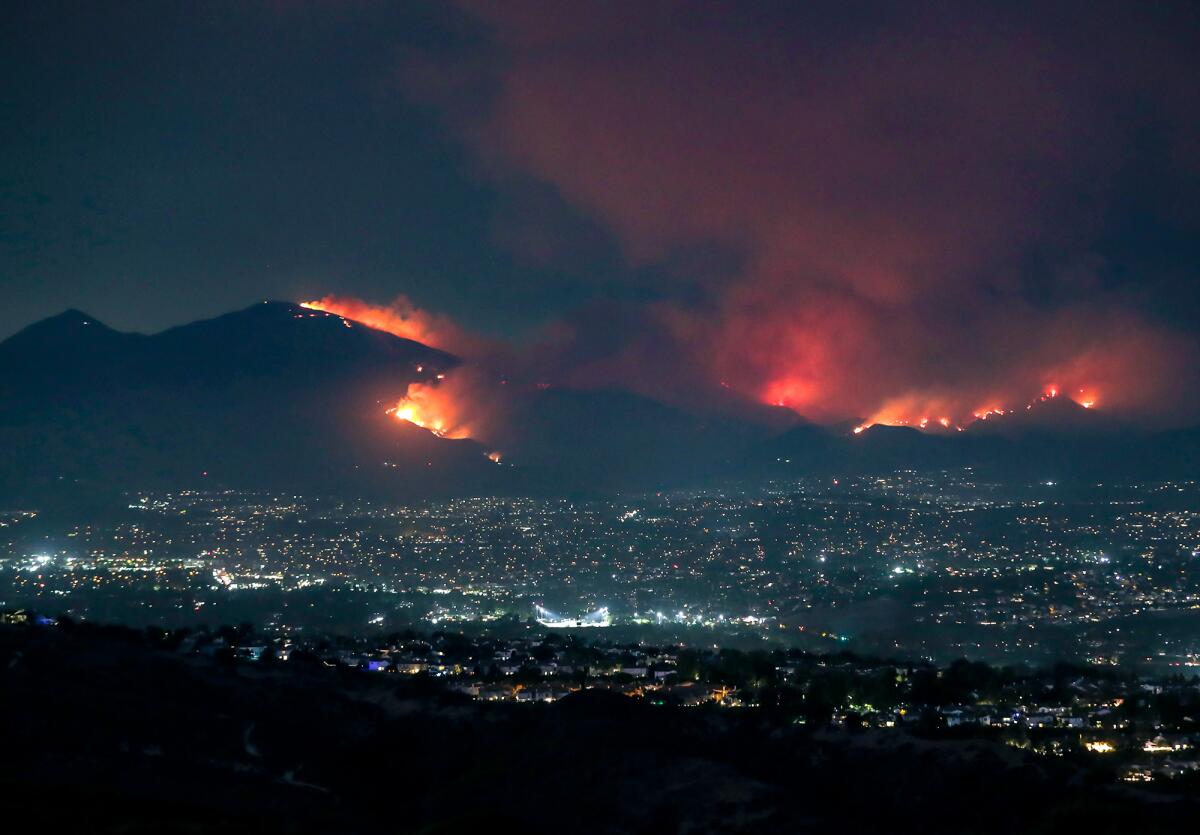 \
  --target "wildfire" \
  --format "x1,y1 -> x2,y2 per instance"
387,381 -> 472,439
763,378 -> 818,413
848,384 -> 1101,435
300,295 -> 470,353
853,394 -> 966,435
